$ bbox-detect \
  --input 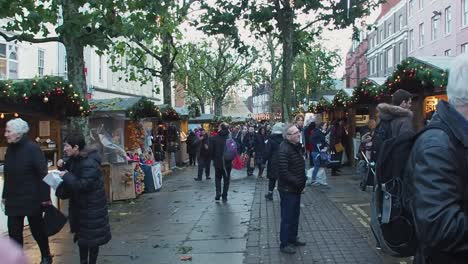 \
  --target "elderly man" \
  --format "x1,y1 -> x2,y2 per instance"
277,124 -> 307,254
406,54 -> 468,263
